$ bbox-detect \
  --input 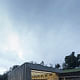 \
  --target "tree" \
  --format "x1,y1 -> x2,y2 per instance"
64,52 -> 78,69
2,72 -> 8,80
10,65 -> 19,71
55,64 -> 60,69
77,54 -> 80,67
40,61 -> 44,66
0,75 -> 3,80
